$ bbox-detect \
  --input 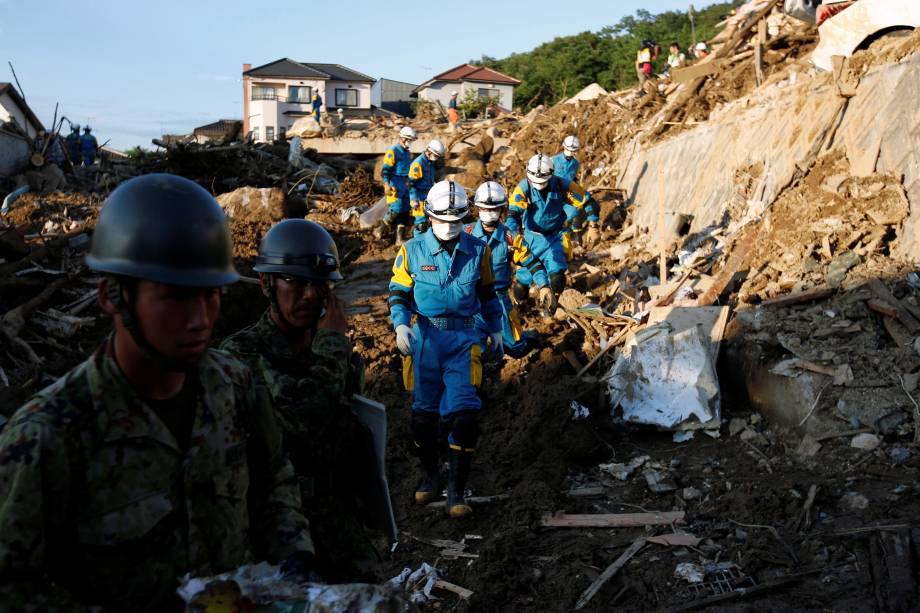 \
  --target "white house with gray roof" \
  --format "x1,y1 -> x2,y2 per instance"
242,58 -> 375,141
